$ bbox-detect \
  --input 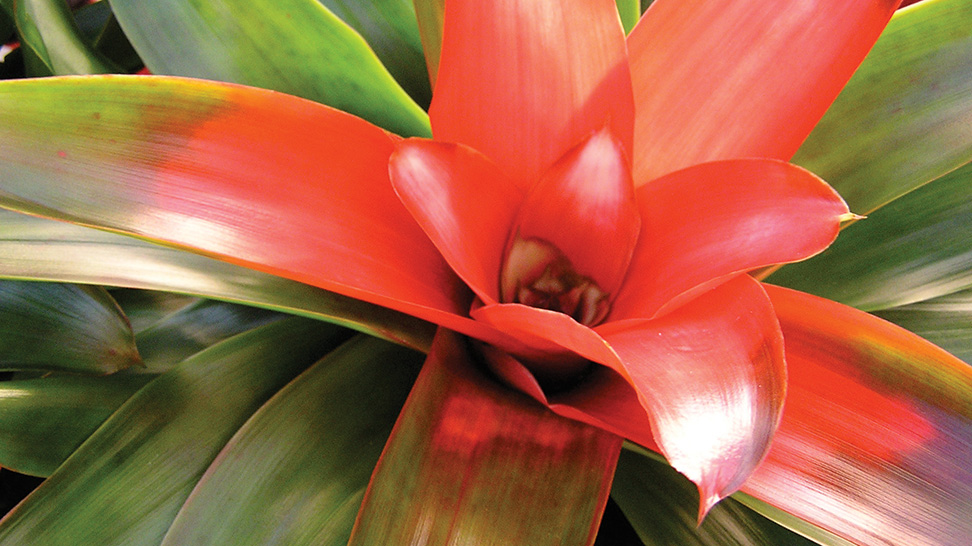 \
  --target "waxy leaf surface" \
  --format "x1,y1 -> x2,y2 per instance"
794,0 -> 972,213
109,0 -> 430,136
0,210 -> 434,351
349,330 -> 622,546
162,336 -> 421,545
0,281 -> 139,374
742,286 -> 972,546
0,318 -> 351,545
